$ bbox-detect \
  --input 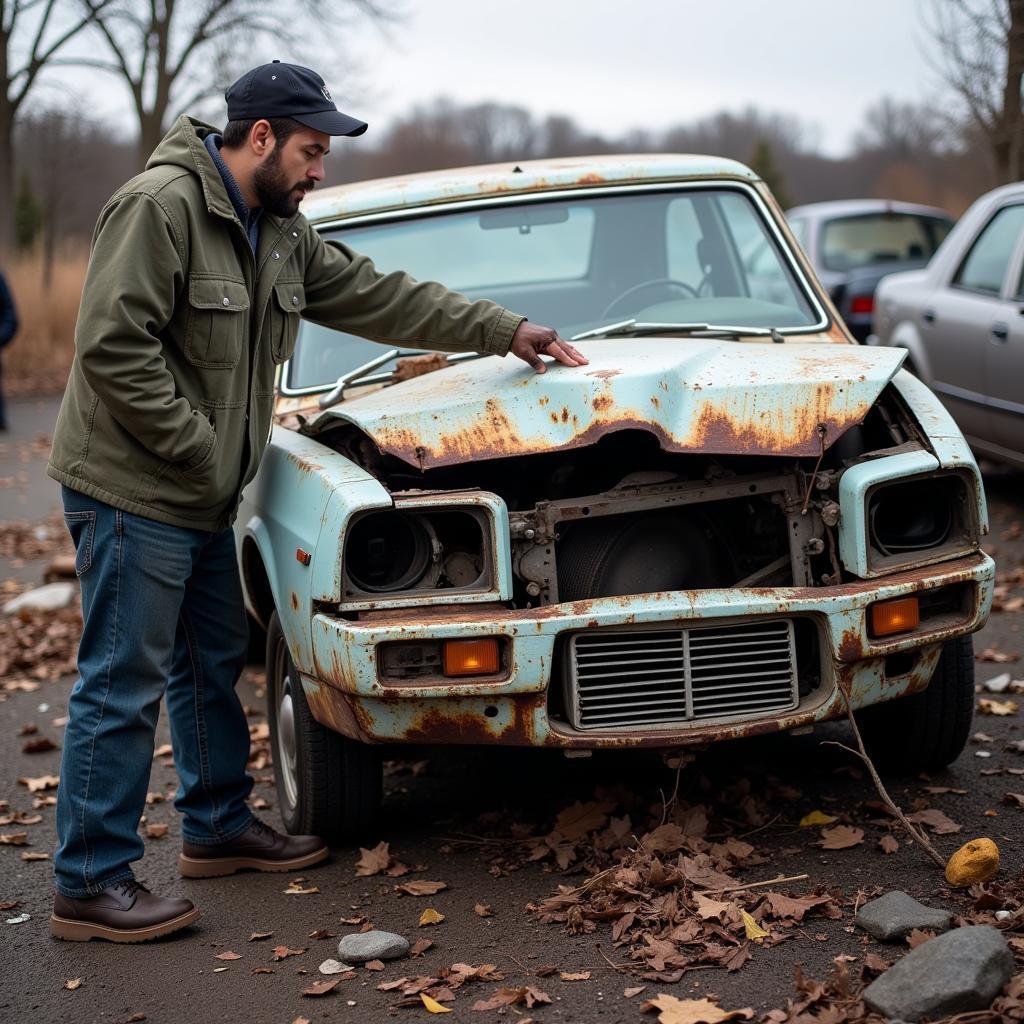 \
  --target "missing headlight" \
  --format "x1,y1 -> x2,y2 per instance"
342,505 -> 493,603
866,472 -> 977,572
